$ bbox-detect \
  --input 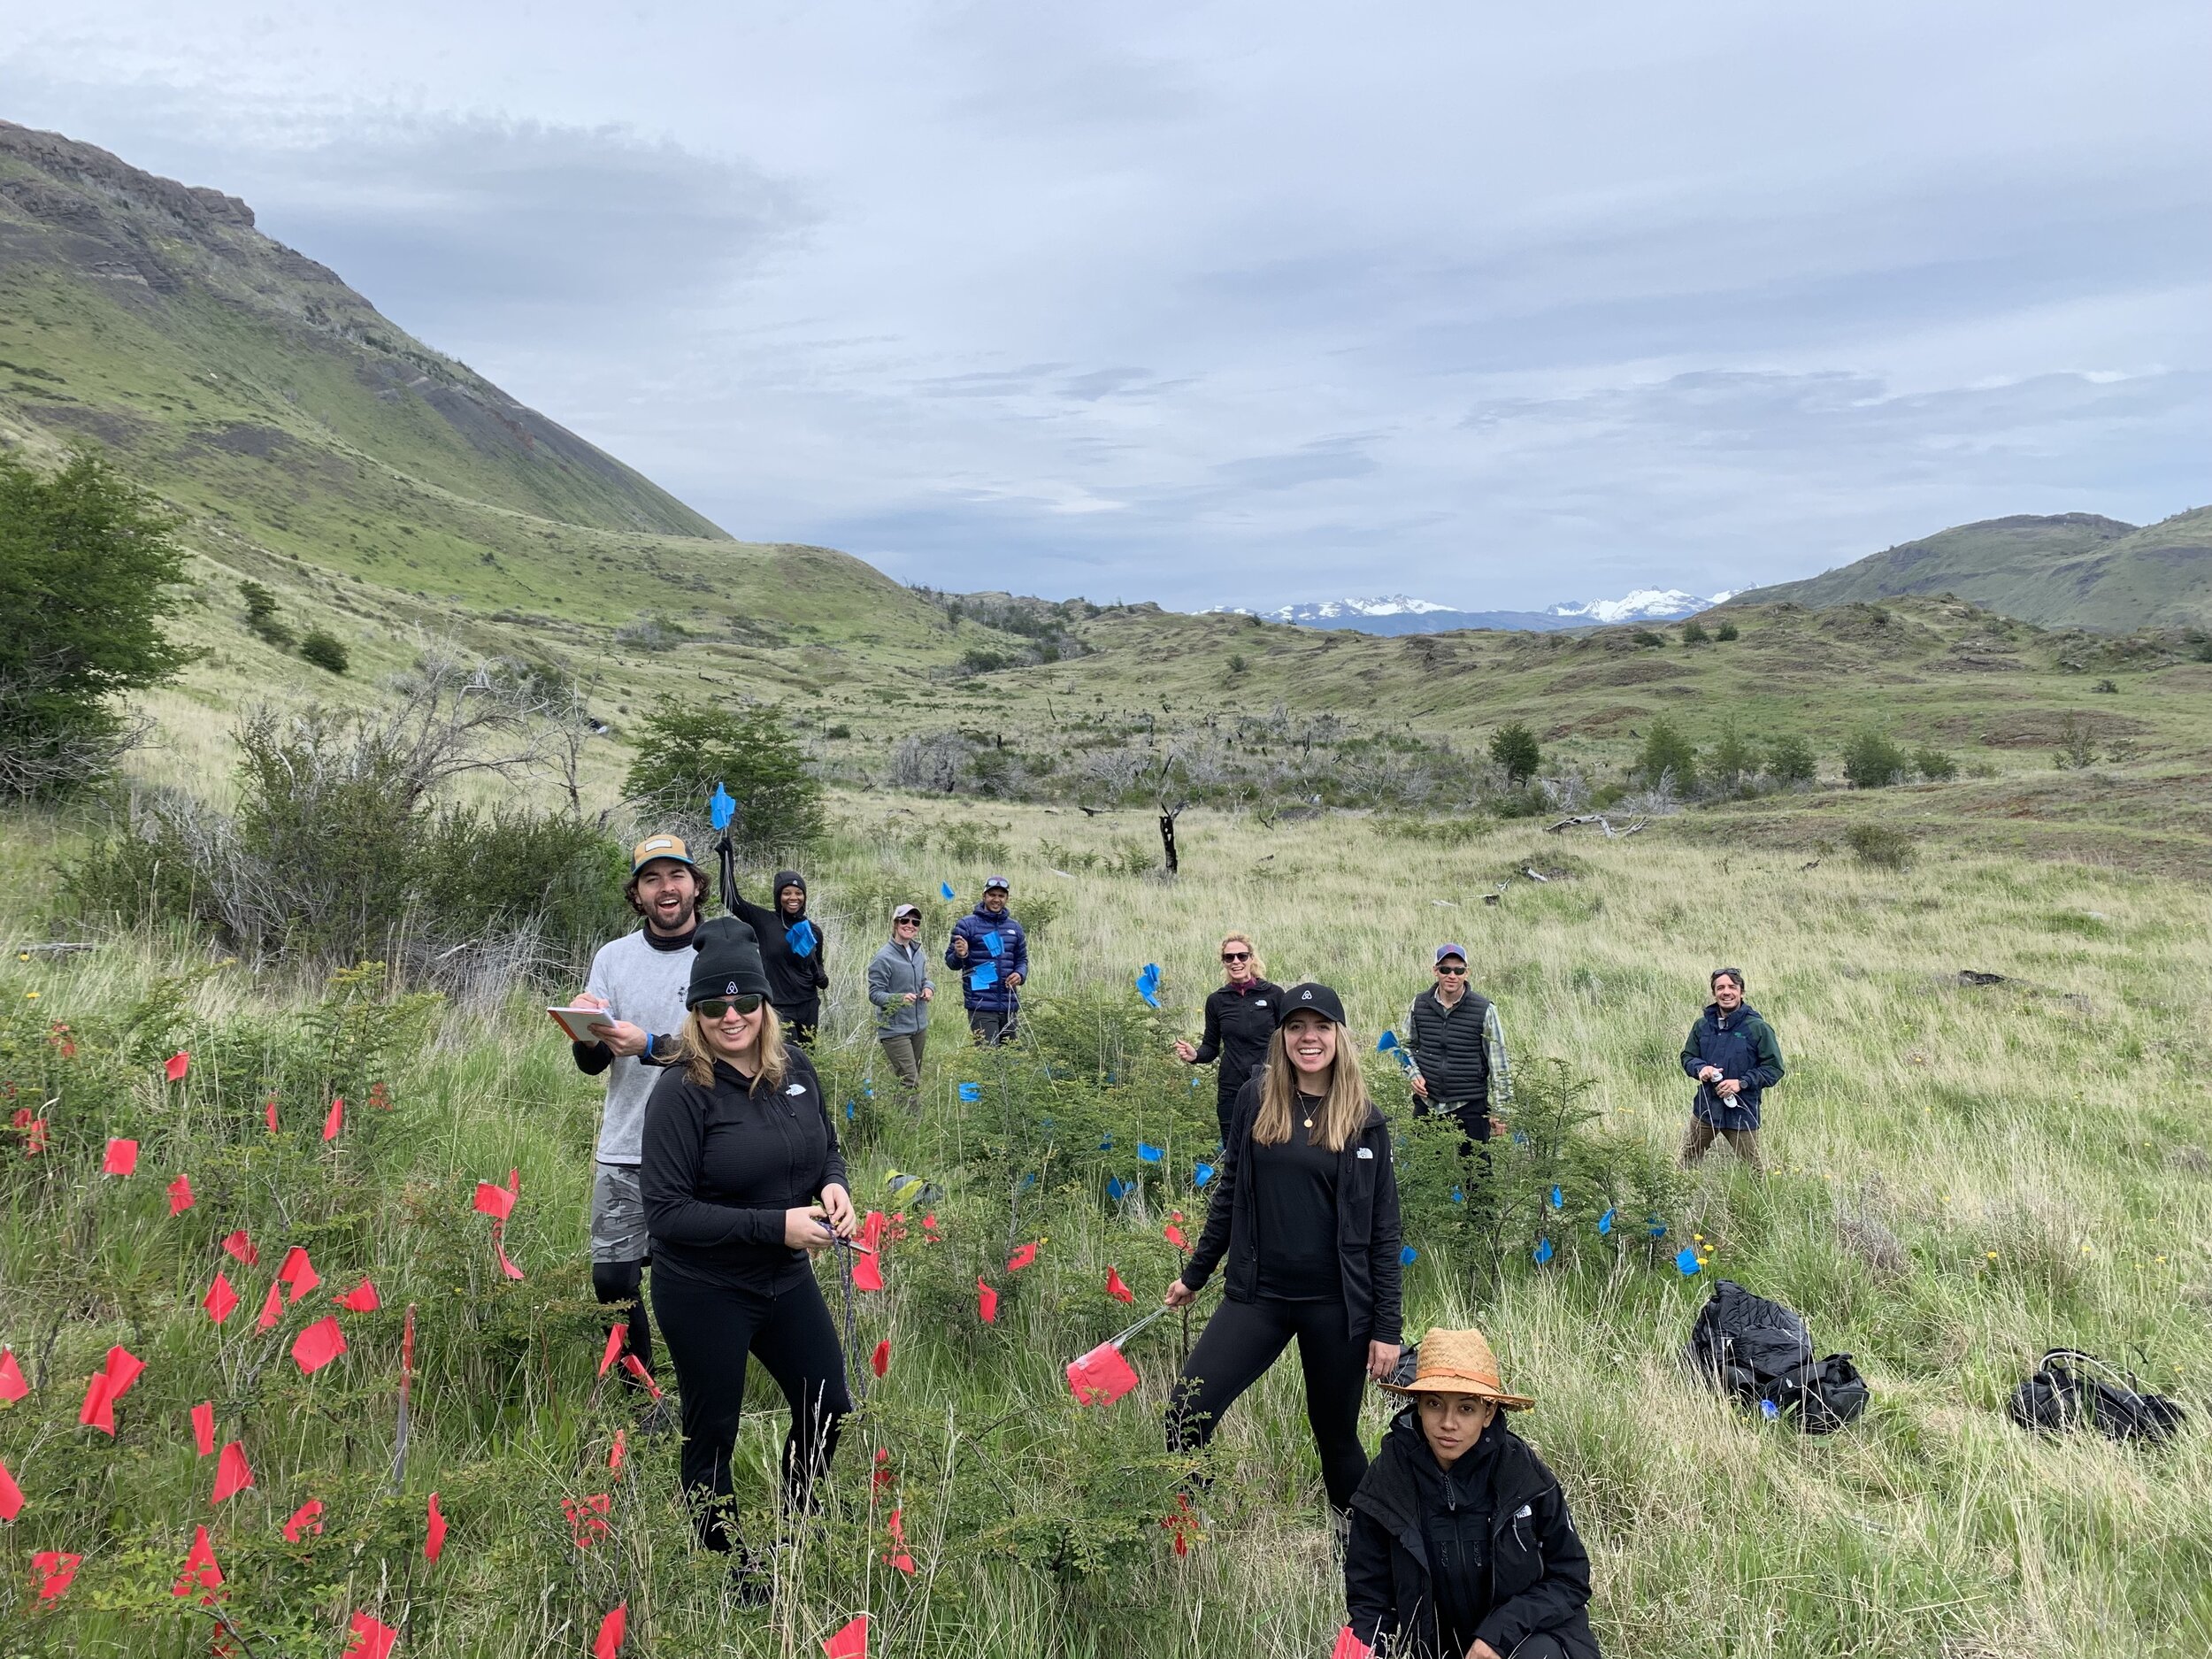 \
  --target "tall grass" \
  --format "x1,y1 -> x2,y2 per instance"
2,803 -> 2208,1656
